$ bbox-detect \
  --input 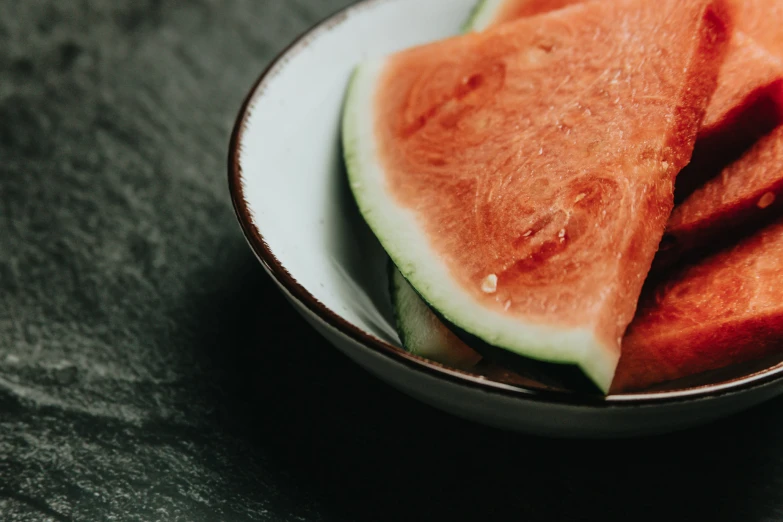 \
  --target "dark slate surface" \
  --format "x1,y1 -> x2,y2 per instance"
3,1 -> 783,520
